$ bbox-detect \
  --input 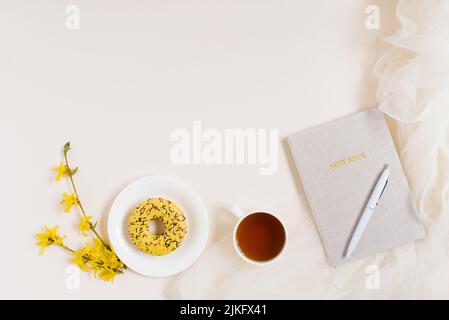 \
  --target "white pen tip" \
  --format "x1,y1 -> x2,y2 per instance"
385,163 -> 391,170
345,246 -> 354,258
